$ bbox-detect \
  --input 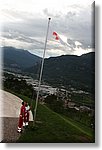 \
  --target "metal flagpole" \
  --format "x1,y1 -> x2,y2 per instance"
33,18 -> 51,125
